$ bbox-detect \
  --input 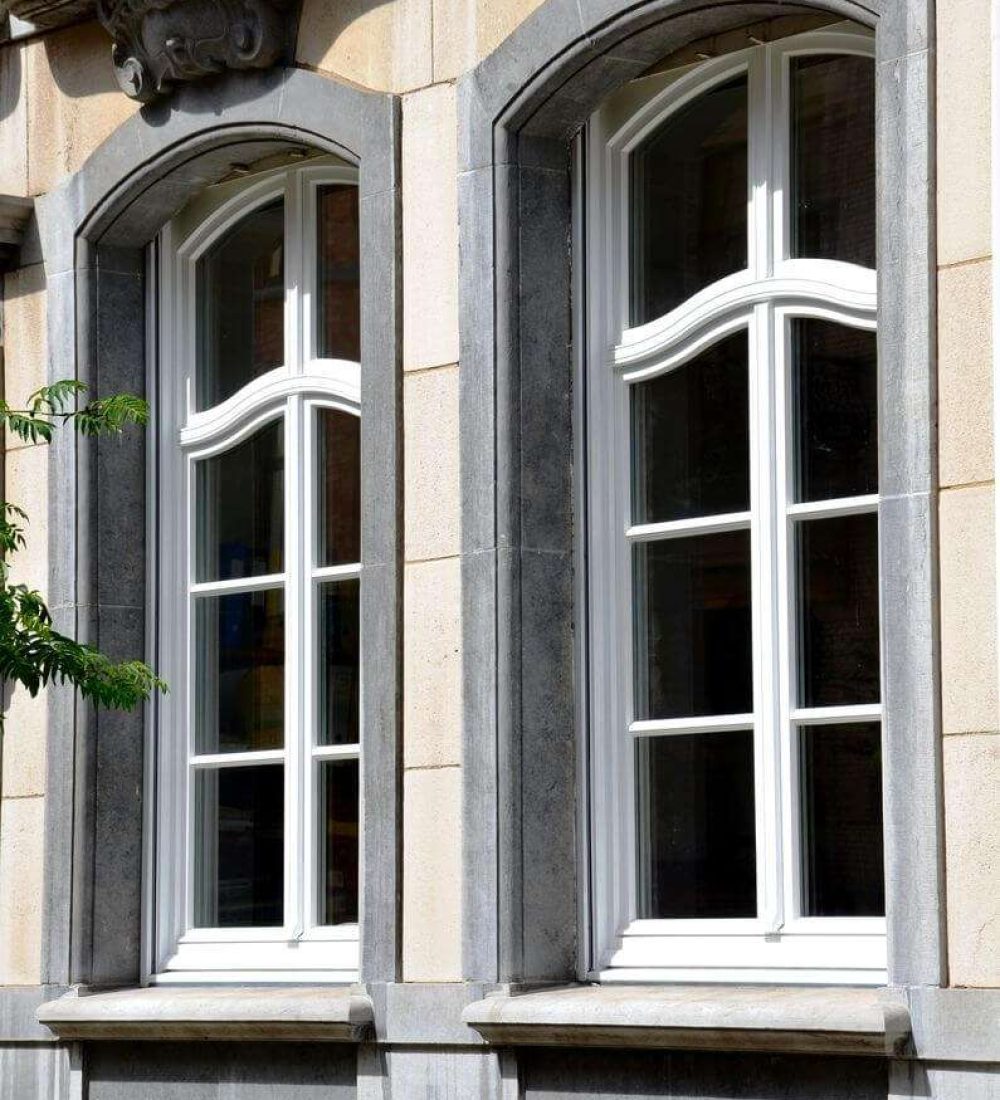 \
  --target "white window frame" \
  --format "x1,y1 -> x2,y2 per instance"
151,159 -> 363,983
584,28 -> 886,985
